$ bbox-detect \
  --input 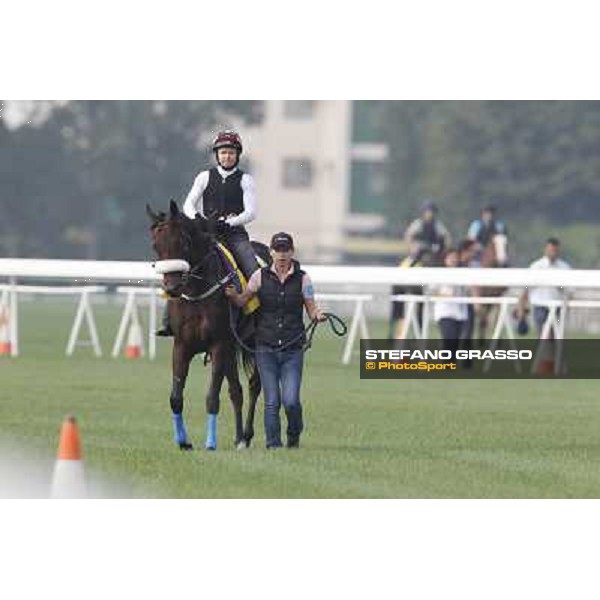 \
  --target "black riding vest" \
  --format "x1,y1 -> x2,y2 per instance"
476,220 -> 503,246
256,261 -> 306,349
202,167 -> 245,220
415,219 -> 445,249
